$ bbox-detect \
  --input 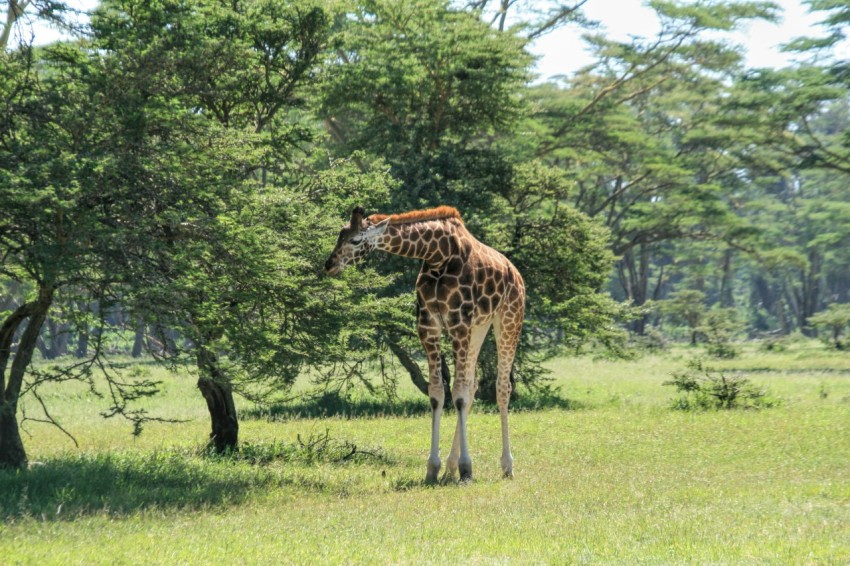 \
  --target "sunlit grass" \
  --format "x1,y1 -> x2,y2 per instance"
2,341 -> 849,563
